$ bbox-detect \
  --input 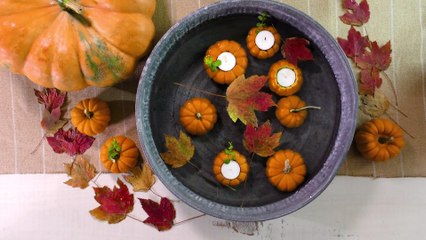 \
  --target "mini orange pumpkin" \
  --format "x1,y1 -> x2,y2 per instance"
246,26 -> 281,59
355,118 -> 405,161
266,149 -> 306,192
100,136 -> 139,173
70,98 -> 111,136
268,60 -> 303,96
204,40 -> 248,85
179,97 -> 217,135
275,95 -> 308,128
213,144 -> 249,187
